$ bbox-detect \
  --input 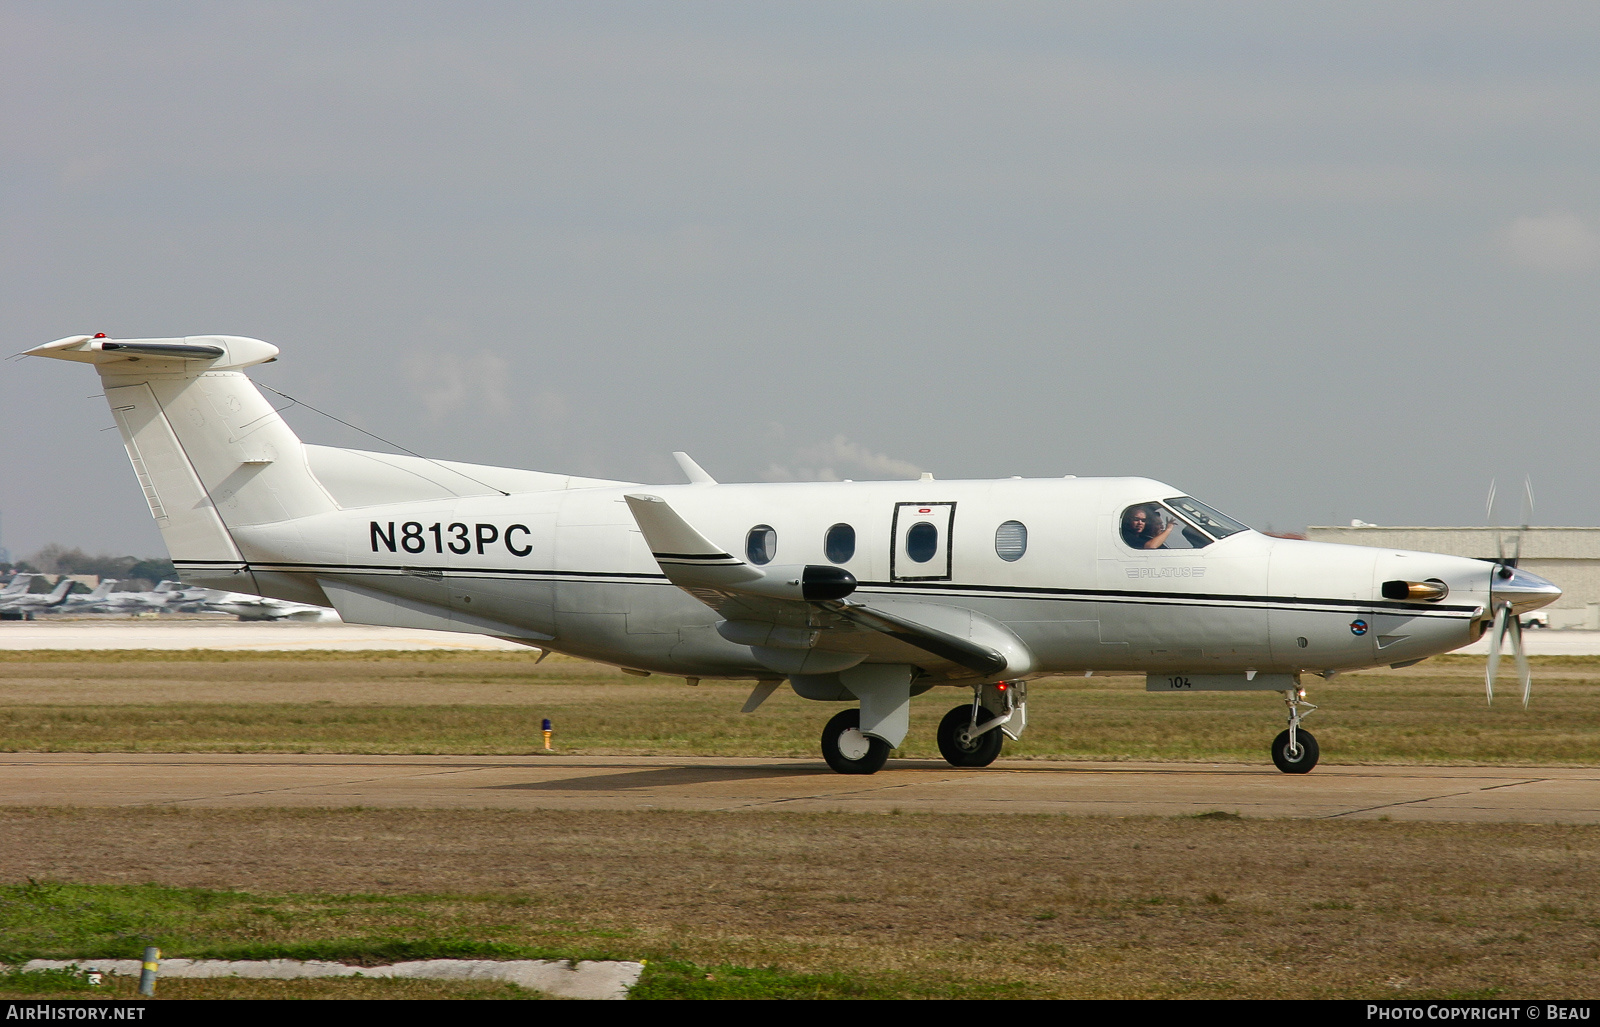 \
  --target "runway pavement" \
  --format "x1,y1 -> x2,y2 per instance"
3,753 -> 1595,824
